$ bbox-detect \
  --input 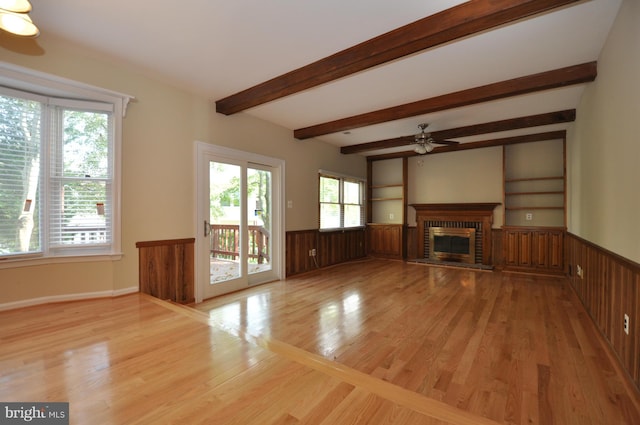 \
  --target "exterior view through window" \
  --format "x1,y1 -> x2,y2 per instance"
0,89 -> 114,259
319,173 -> 364,230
